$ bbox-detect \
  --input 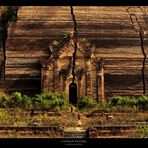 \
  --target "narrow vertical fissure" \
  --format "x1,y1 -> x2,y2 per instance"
126,7 -> 147,95
70,6 -> 78,84
139,30 -> 147,95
